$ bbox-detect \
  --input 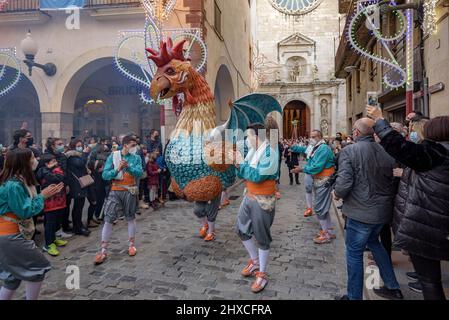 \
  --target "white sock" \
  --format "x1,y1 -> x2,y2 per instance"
323,214 -> 334,233
128,220 -> 136,246
259,249 -> 270,273
242,239 -> 259,263
0,287 -> 15,300
101,222 -> 113,253
306,192 -> 313,208
25,281 -> 42,300
207,221 -> 215,234
200,217 -> 207,226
